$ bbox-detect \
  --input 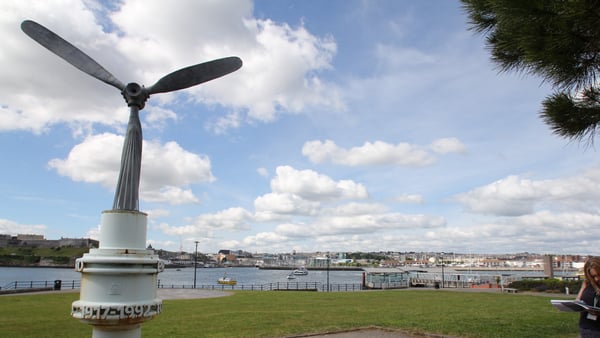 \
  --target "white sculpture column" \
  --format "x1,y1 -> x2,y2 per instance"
20,19 -> 241,338
71,210 -> 164,338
